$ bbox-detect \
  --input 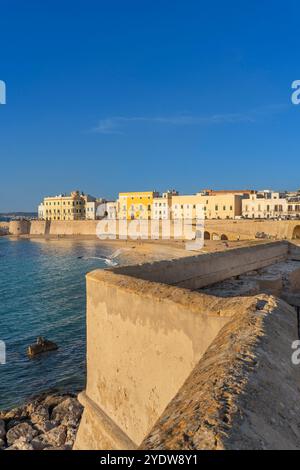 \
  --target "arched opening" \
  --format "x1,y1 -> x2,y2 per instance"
204,231 -> 210,240
212,233 -> 220,241
292,226 -> 300,239
221,234 -> 228,240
